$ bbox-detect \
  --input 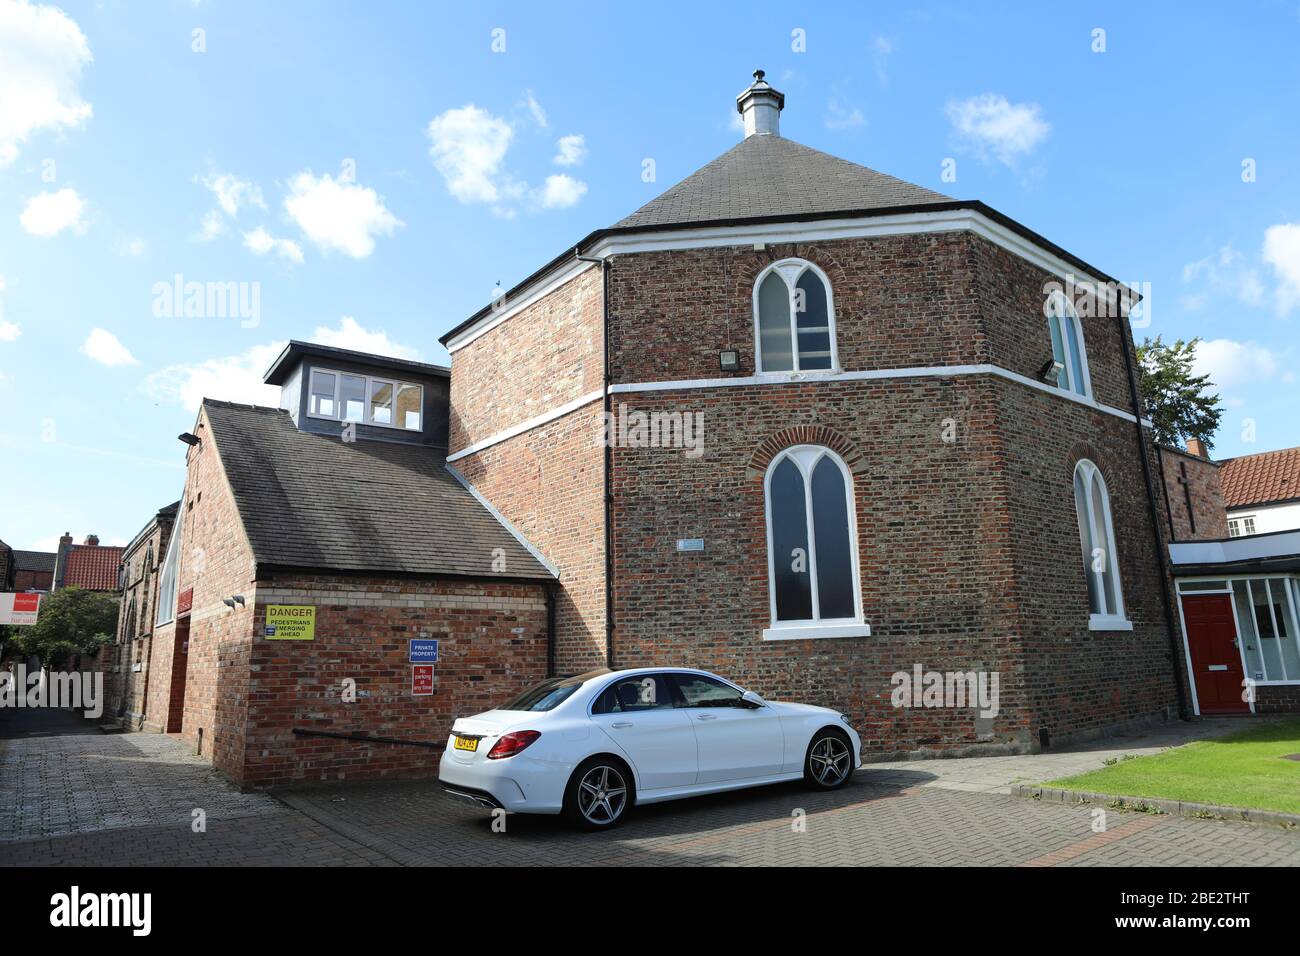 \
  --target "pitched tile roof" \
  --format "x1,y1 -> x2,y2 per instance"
202,400 -> 554,581
13,550 -> 57,573
63,544 -> 124,590
1220,446 -> 1300,509
614,134 -> 953,229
